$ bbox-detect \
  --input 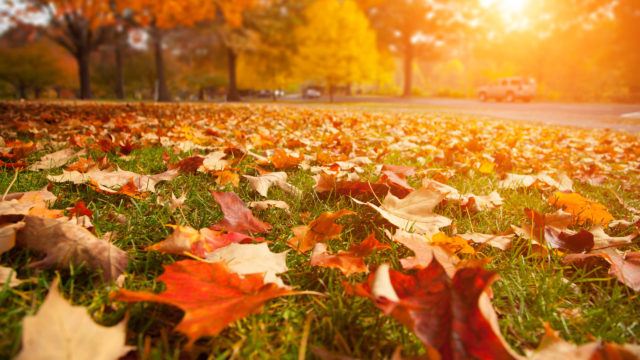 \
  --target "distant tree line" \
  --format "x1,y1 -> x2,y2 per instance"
0,0 -> 638,102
